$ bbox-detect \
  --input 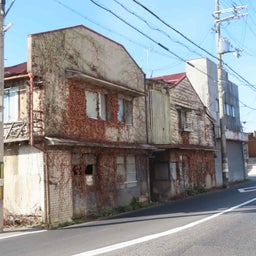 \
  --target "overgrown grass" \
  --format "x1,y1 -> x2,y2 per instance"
95,197 -> 144,218
184,185 -> 208,196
